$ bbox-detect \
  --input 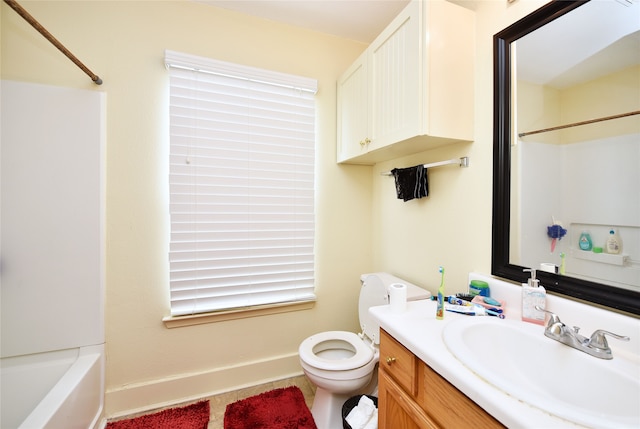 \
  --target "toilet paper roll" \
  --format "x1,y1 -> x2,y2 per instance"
540,262 -> 558,274
388,283 -> 407,313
